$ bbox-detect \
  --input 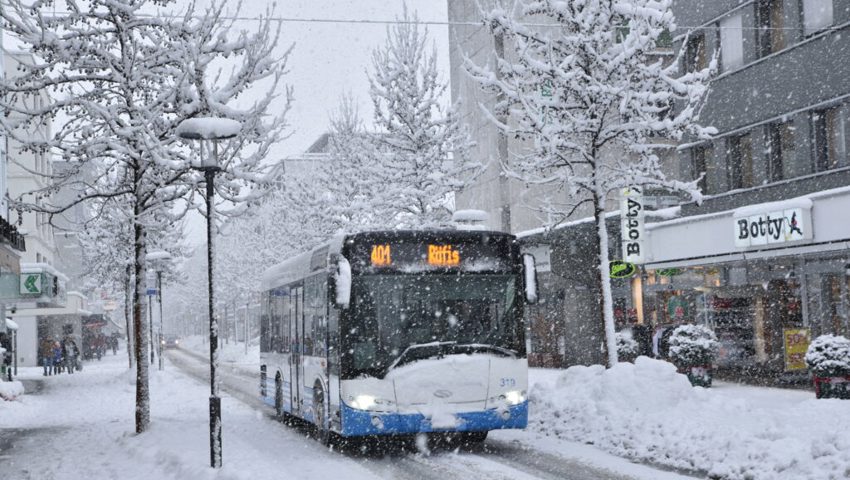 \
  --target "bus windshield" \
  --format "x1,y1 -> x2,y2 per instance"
343,274 -> 522,378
